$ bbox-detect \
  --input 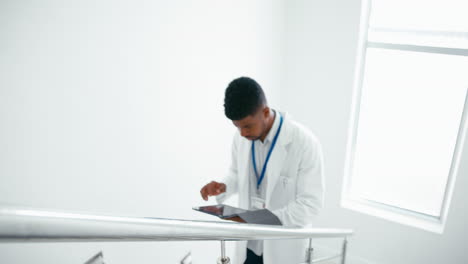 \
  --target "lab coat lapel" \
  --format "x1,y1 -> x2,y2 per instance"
266,112 -> 292,203
265,144 -> 287,203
